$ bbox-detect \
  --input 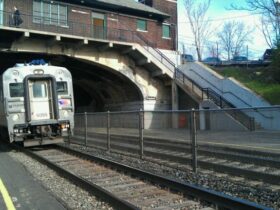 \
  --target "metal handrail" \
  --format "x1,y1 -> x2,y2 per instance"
175,68 -> 255,130
188,68 -> 273,119
189,68 -> 255,107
